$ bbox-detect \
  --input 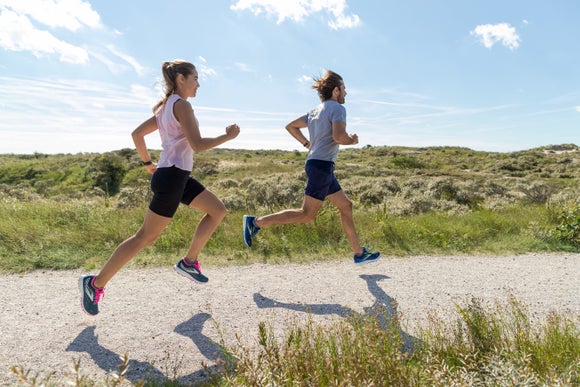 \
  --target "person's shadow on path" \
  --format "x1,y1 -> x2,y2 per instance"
65,325 -> 166,385
173,312 -> 235,379
67,312 -> 229,385
253,274 -> 420,353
